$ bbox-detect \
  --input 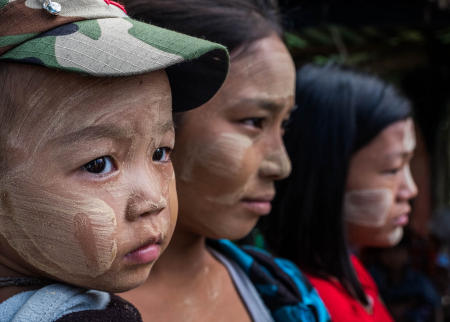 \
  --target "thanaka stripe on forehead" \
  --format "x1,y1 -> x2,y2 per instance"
52,121 -> 174,145
52,125 -> 130,145
234,98 -> 292,112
